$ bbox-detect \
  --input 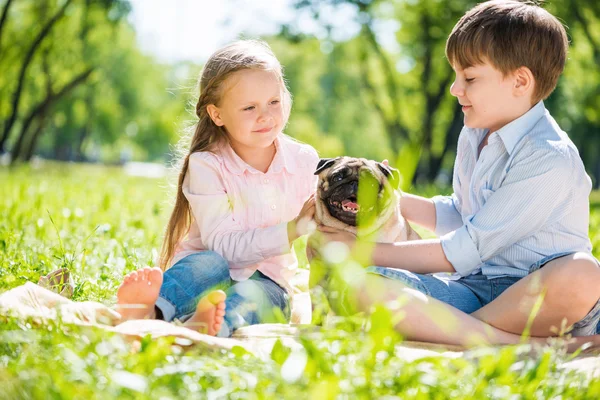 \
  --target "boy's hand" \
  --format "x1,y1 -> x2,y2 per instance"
308,226 -> 375,267
317,225 -> 357,249
306,239 -> 319,261
287,194 -> 316,243
306,225 -> 357,257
